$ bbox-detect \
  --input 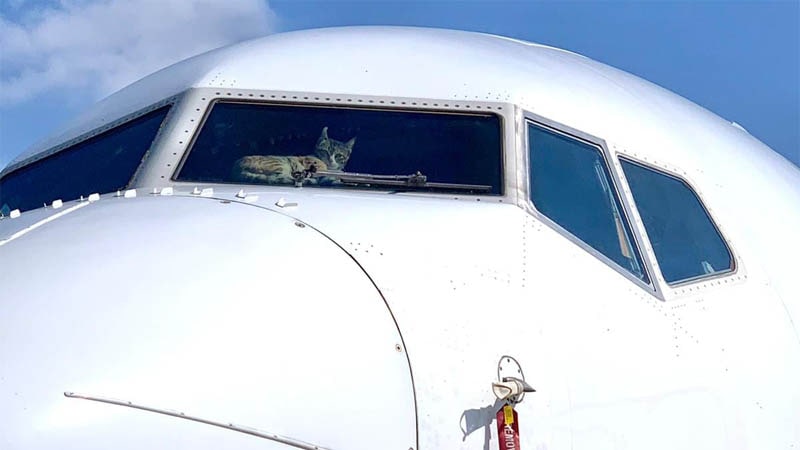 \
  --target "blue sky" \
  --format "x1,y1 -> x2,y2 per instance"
1,0 -> 798,168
